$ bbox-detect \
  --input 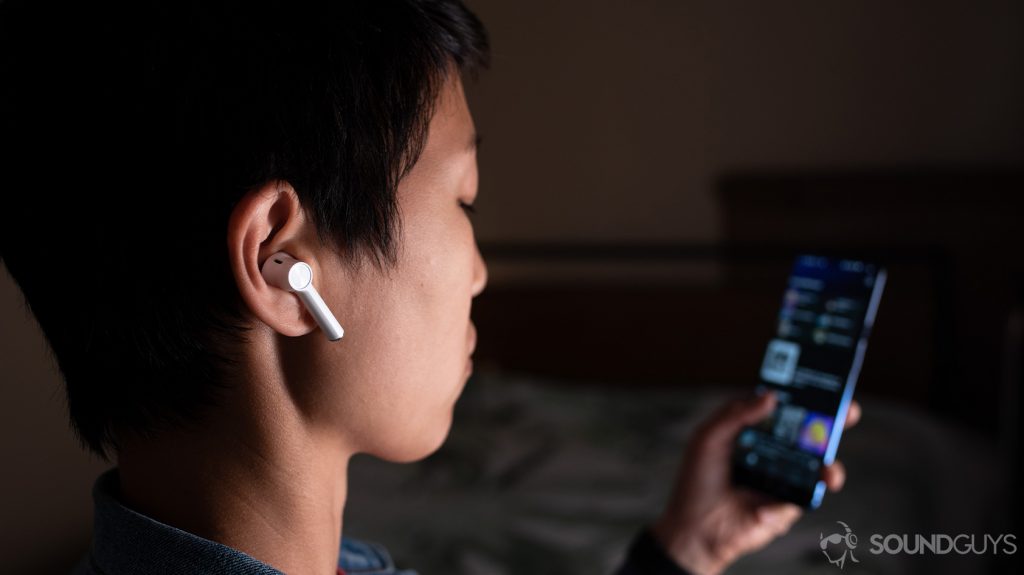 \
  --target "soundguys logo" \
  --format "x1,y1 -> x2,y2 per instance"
818,521 -> 1017,569
820,521 -> 860,569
